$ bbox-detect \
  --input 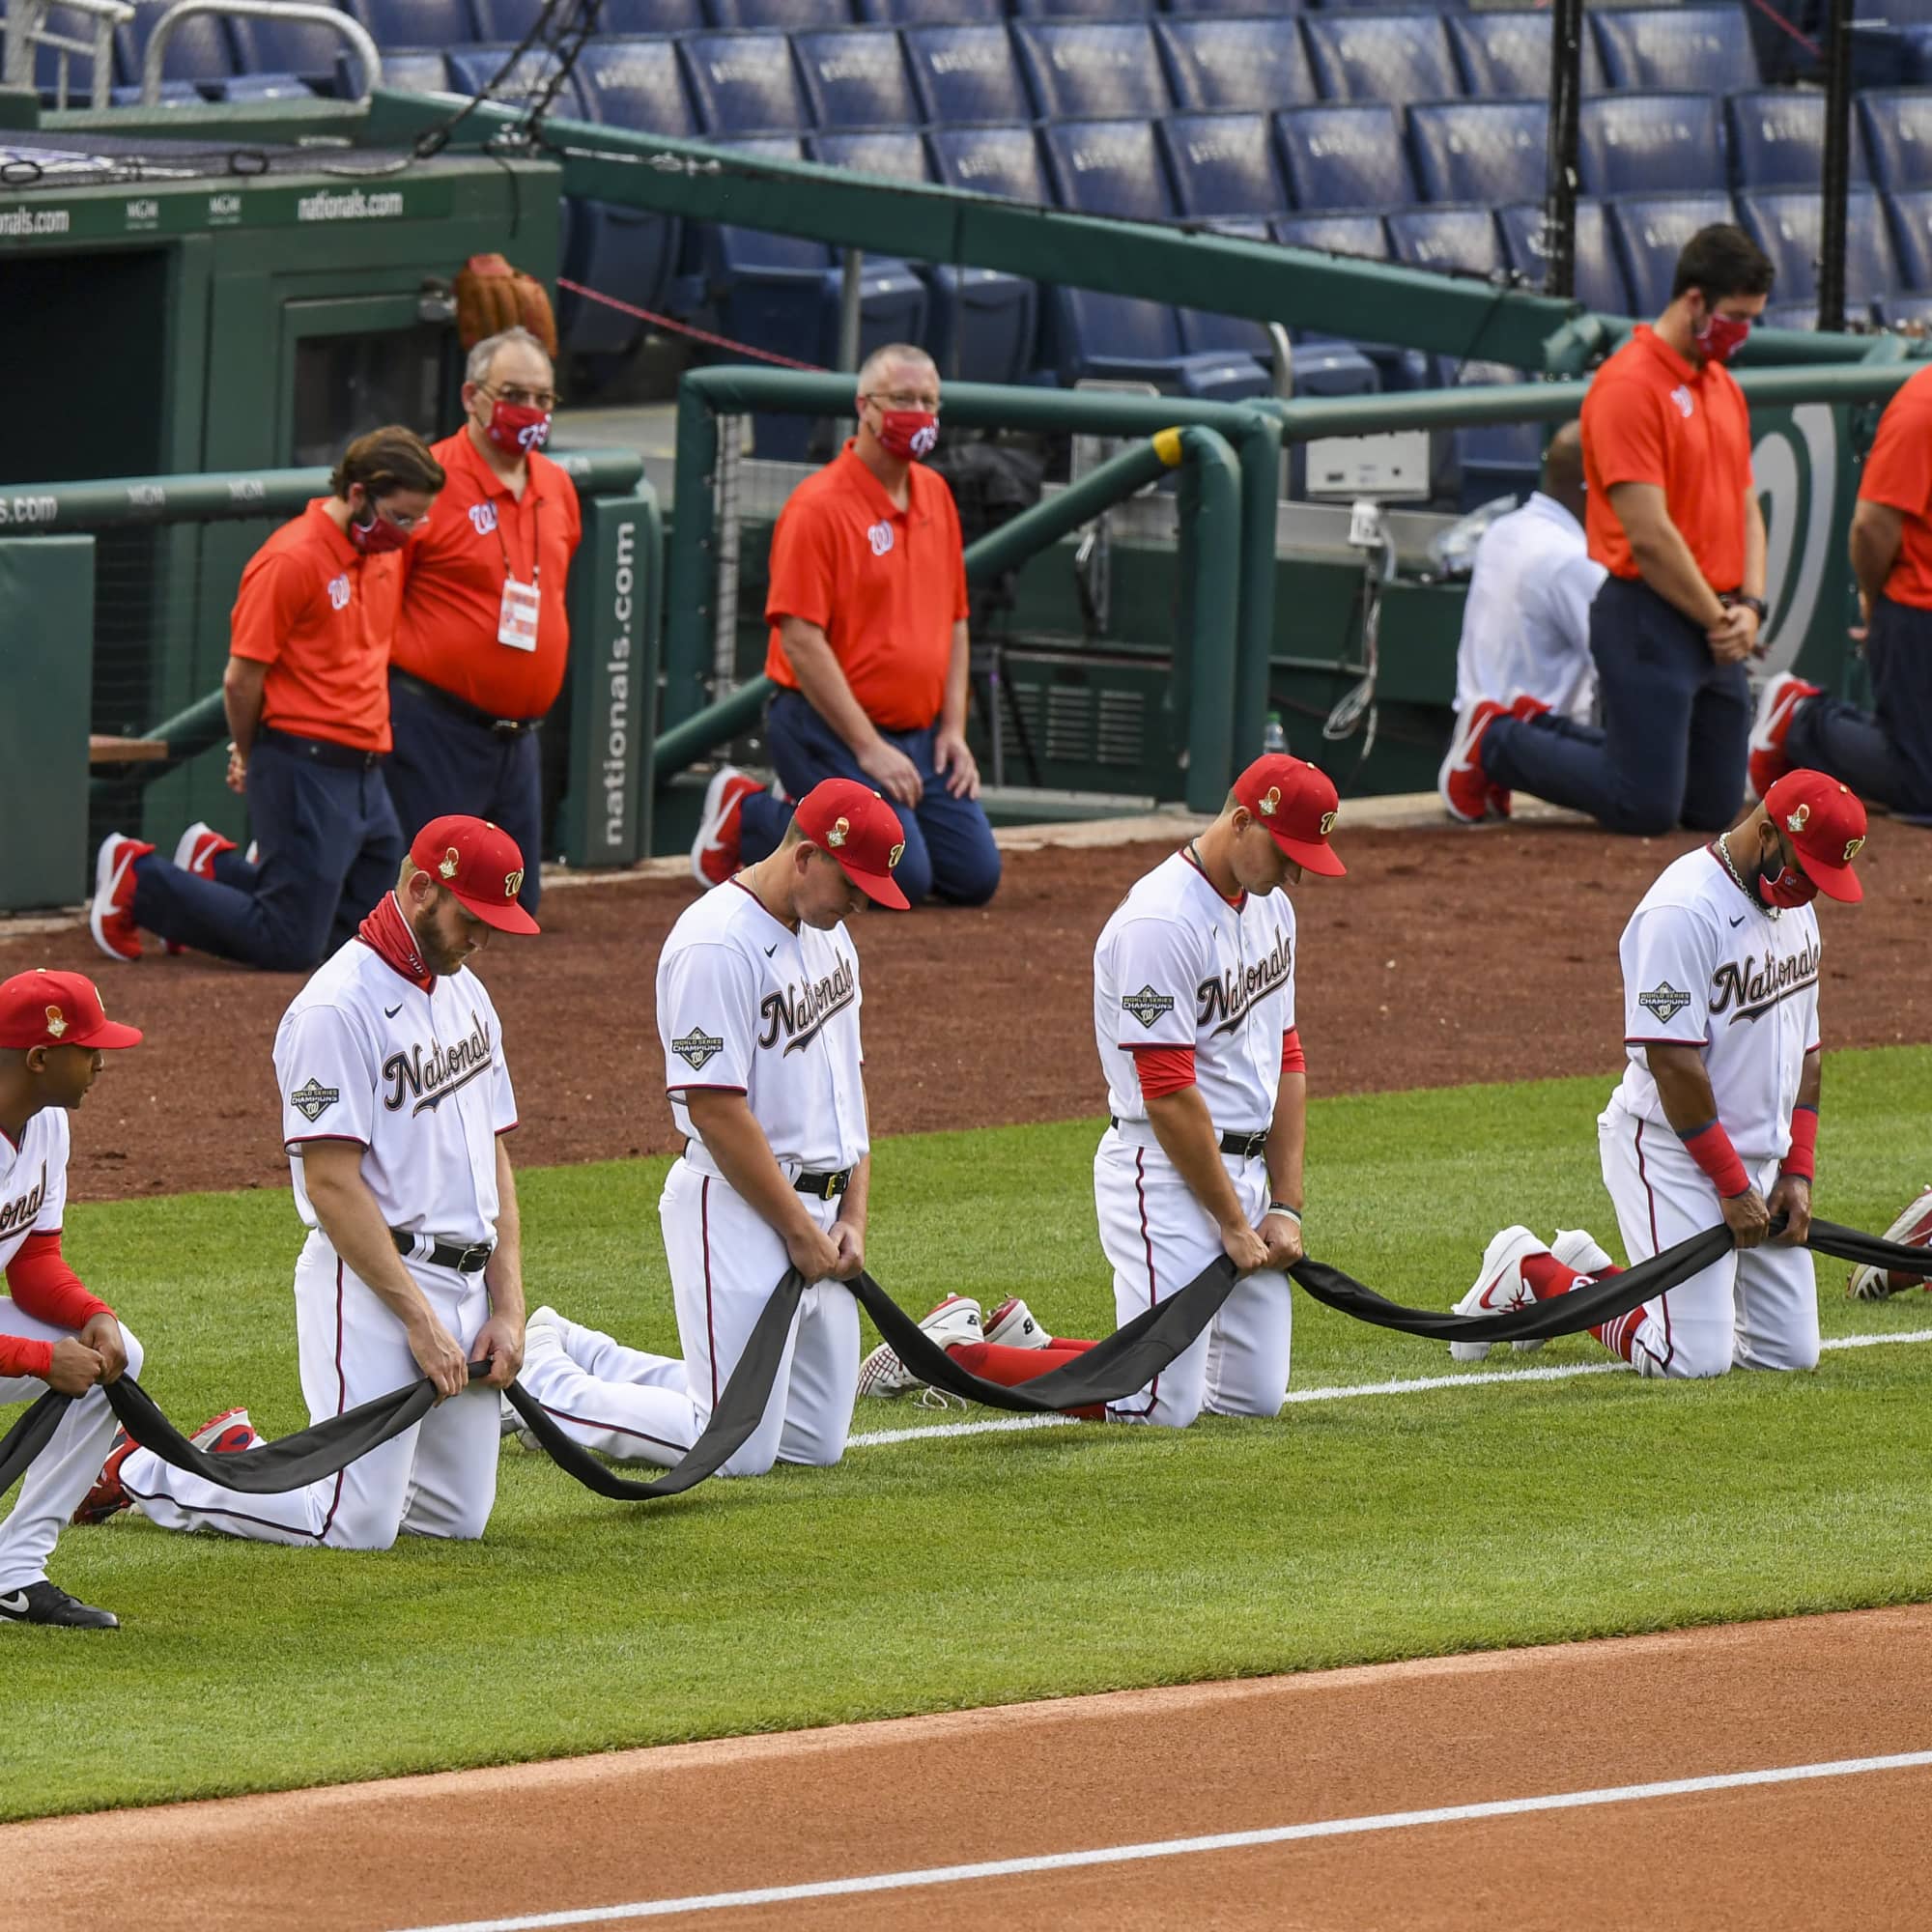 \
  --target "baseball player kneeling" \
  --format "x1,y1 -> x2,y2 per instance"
83,817 -> 539,1548
512,779 -> 906,1476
